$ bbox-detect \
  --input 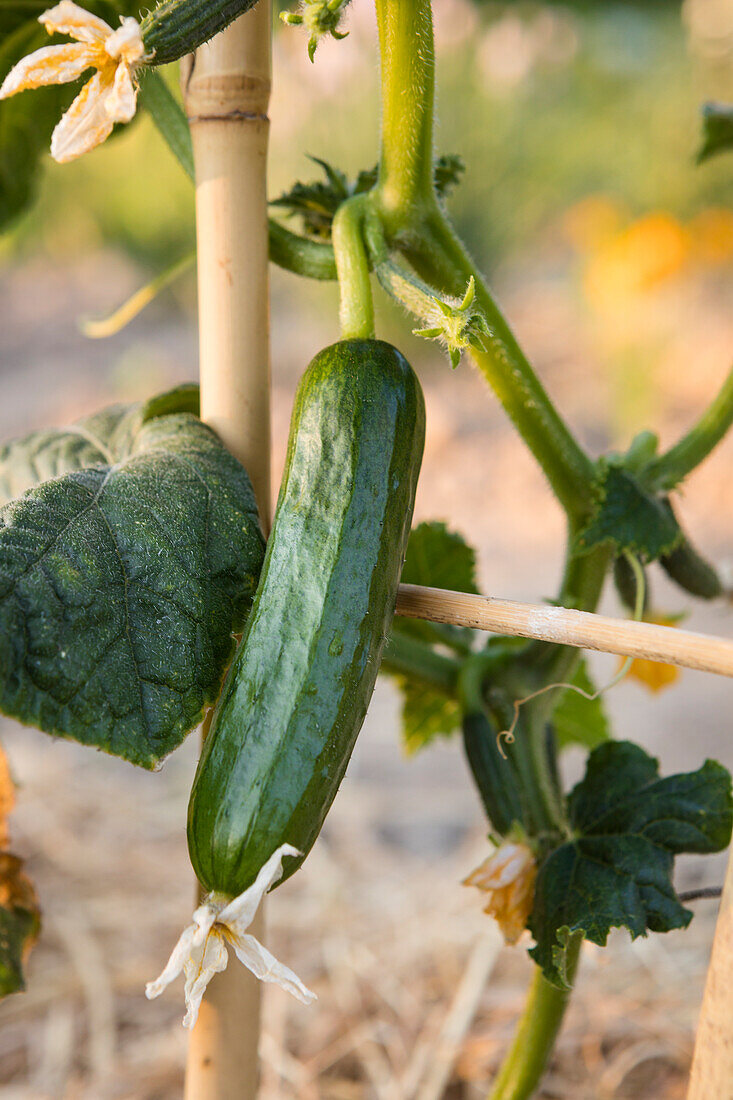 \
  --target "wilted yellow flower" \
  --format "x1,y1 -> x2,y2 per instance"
464,841 -> 537,944
0,1 -> 148,164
